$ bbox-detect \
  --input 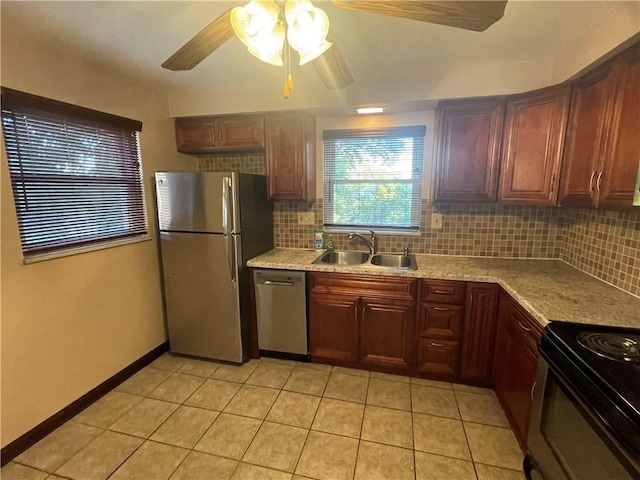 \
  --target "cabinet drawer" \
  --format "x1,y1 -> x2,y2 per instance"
310,272 -> 417,301
417,303 -> 464,339
421,280 -> 466,304
508,302 -> 543,354
416,338 -> 460,376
